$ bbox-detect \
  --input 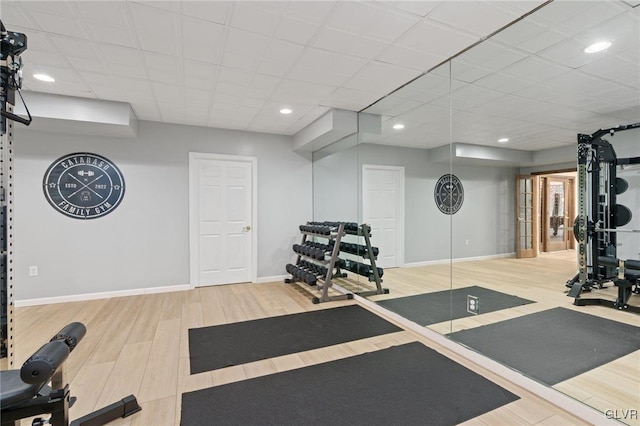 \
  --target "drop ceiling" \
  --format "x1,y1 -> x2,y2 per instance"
2,0 -> 638,152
